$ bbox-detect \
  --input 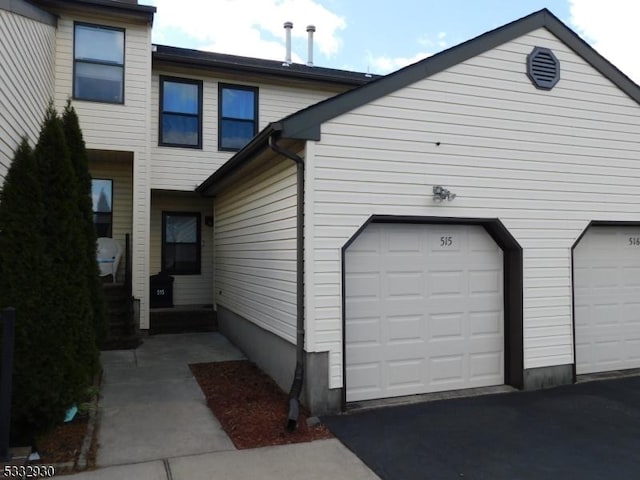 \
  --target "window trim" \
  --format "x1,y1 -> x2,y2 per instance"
158,75 -> 203,149
218,83 -> 258,152
92,178 -> 113,238
73,21 -> 126,104
161,211 -> 201,275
